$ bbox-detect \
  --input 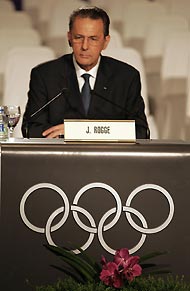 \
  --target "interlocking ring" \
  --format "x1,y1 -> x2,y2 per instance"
20,182 -> 174,254
20,183 -> 69,233
125,184 -> 174,234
